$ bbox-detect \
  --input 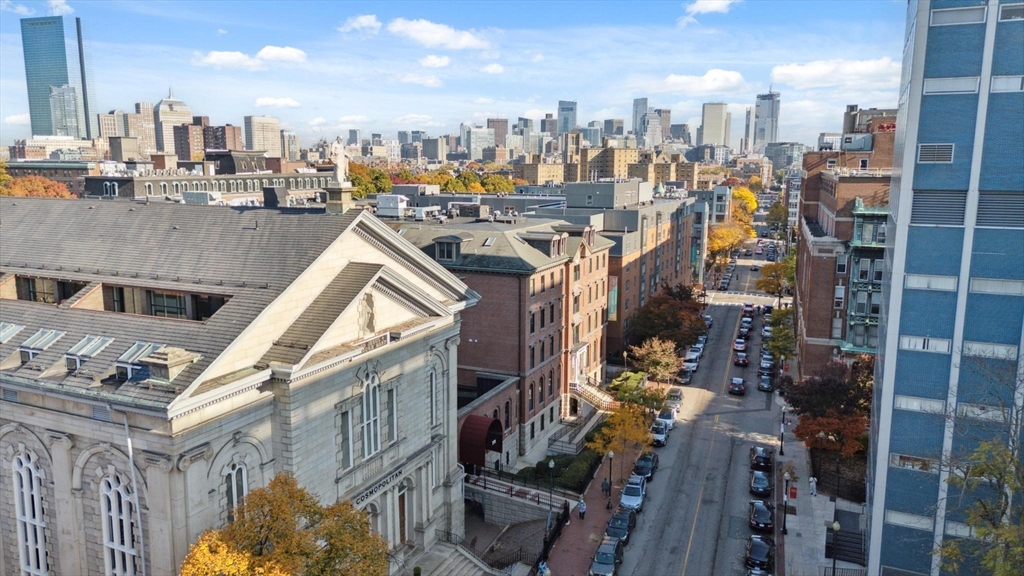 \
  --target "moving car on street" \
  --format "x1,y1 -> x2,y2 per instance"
729,377 -> 748,395
733,339 -> 747,352
734,352 -> 750,367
